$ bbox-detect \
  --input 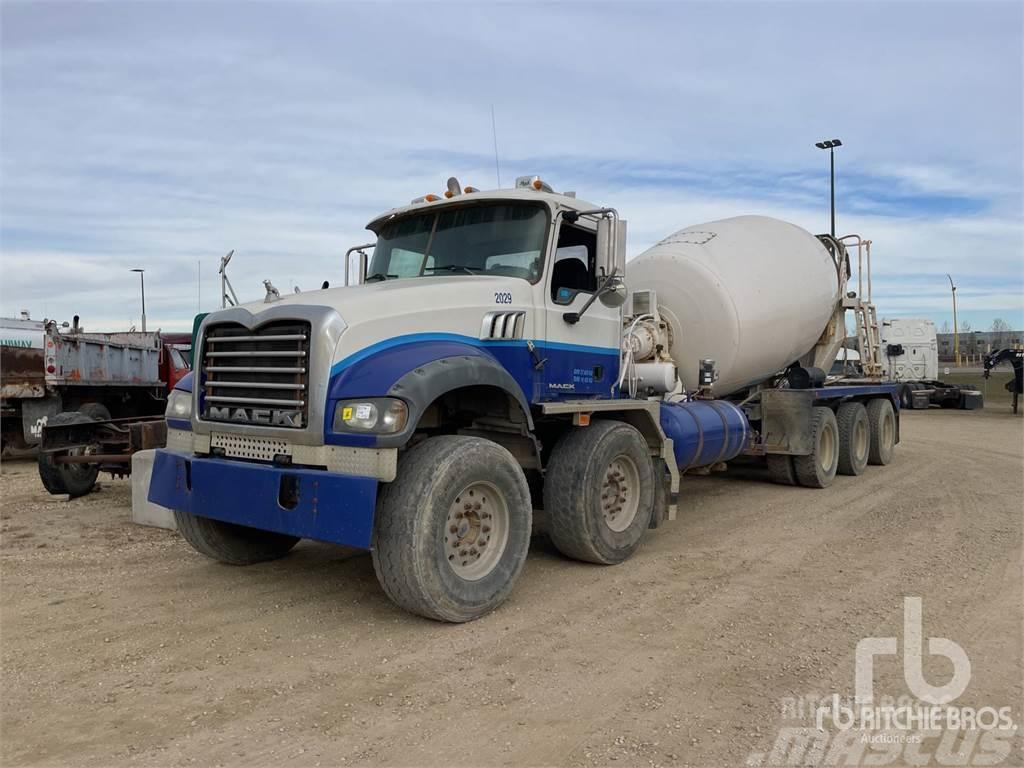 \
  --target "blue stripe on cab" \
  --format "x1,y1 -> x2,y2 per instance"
329,332 -> 618,378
